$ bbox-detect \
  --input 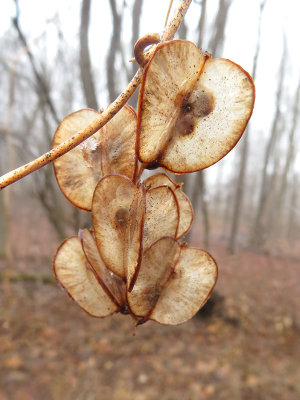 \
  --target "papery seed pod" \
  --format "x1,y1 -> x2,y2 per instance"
143,185 -> 179,249
53,236 -> 119,317
80,229 -> 126,307
137,40 -> 255,173
127,237 -> 180,320
92,174 -> 180,287
144,173 -> 193,238
150,246 -> 218,325
92,174 -> 140,279
53,105 -> 137,211
128,239 -> 218,325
